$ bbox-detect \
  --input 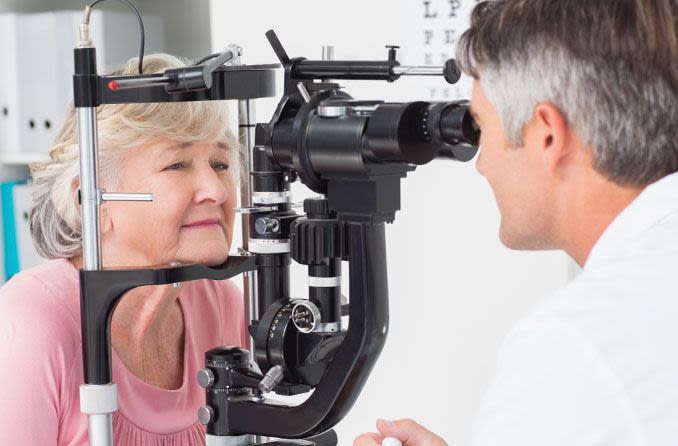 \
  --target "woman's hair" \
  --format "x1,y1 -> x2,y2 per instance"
456,0 -> 678,187
29,53 -> 239,259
